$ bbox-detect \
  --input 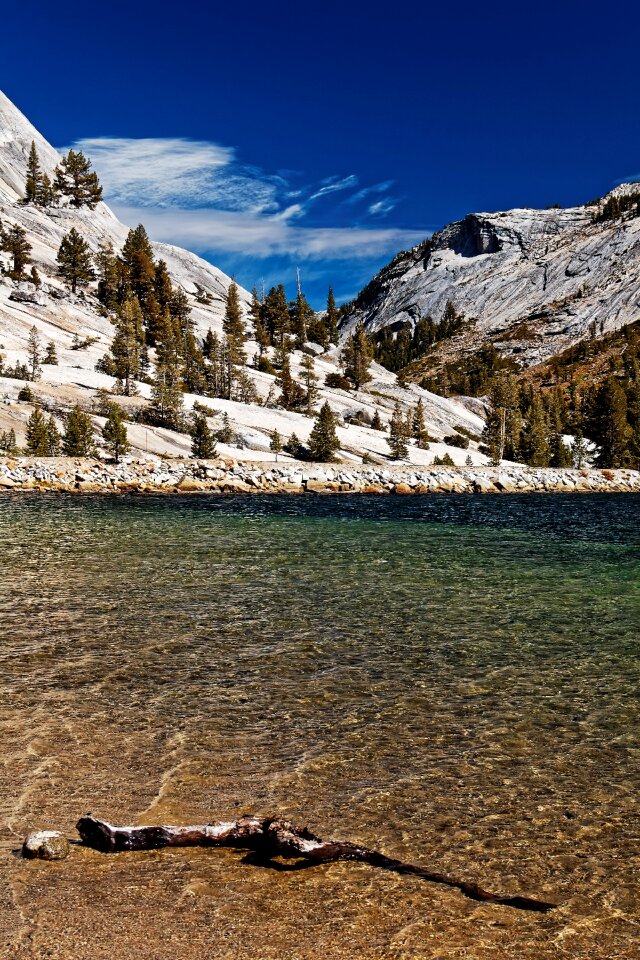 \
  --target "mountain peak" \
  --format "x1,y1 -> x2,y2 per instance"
340,184 -> 640,371
0,90 -> 61,202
